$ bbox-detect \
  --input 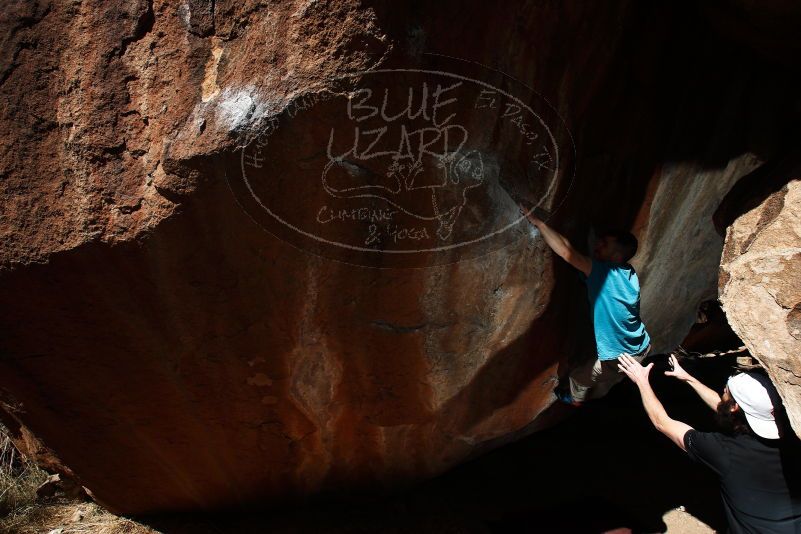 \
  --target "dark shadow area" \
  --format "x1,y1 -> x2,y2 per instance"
681,300 -> 743,355
138,354 -> 750,533
363,0 -> 801,242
